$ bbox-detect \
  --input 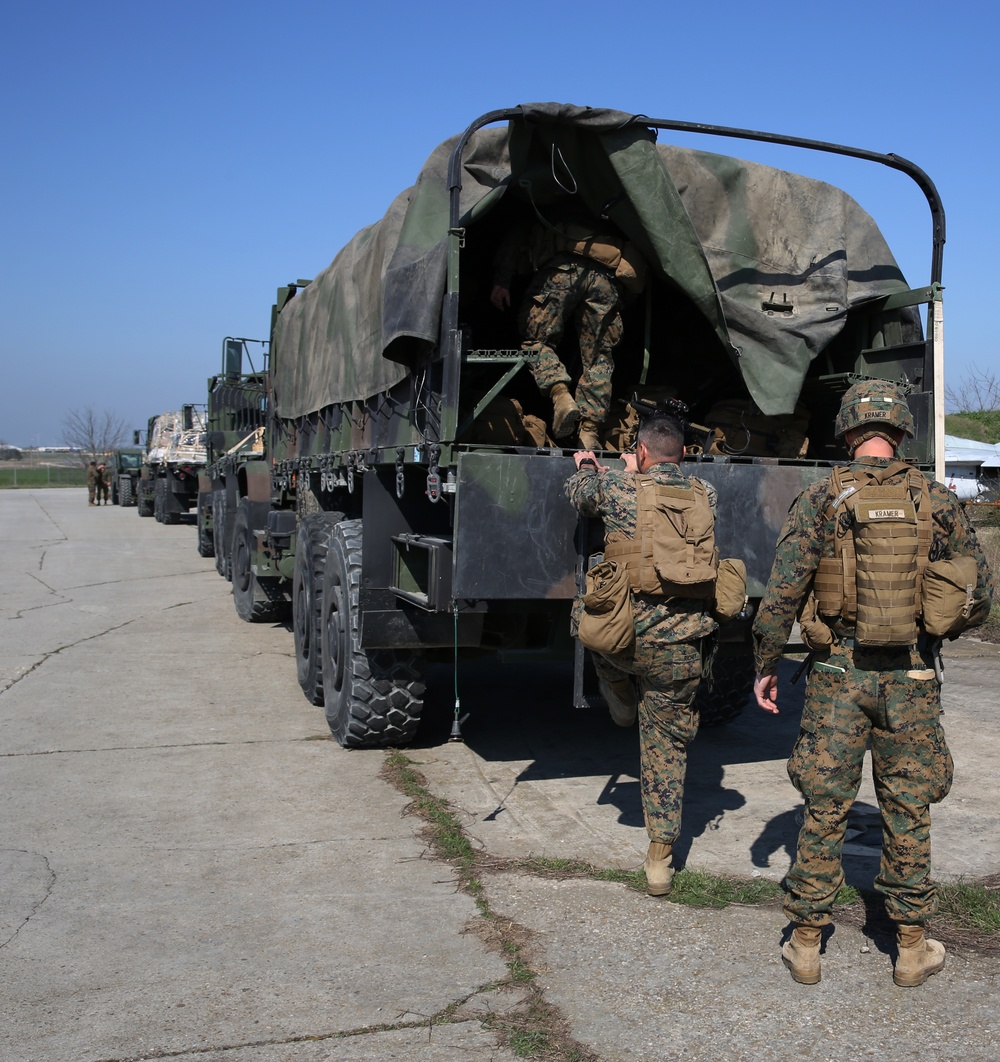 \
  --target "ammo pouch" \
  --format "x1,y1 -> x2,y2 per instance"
577,559 -> 635,655
921,556 -> 979,638
712,558 -> 747,623
797,594 -> 834,651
